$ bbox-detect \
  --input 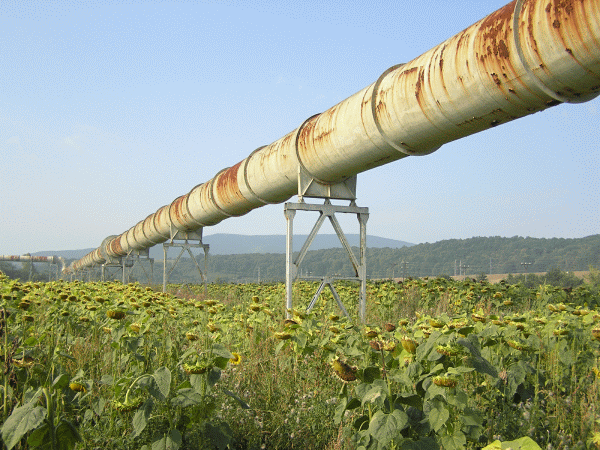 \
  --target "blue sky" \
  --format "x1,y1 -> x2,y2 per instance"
1,0 -> 598,256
